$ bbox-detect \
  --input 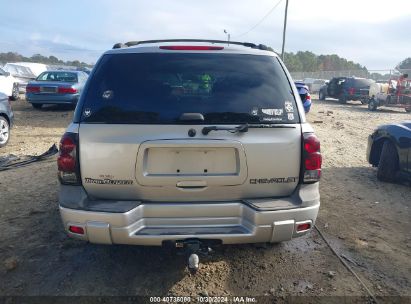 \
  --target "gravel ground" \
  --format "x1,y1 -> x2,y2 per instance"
0,97 -> 410,301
